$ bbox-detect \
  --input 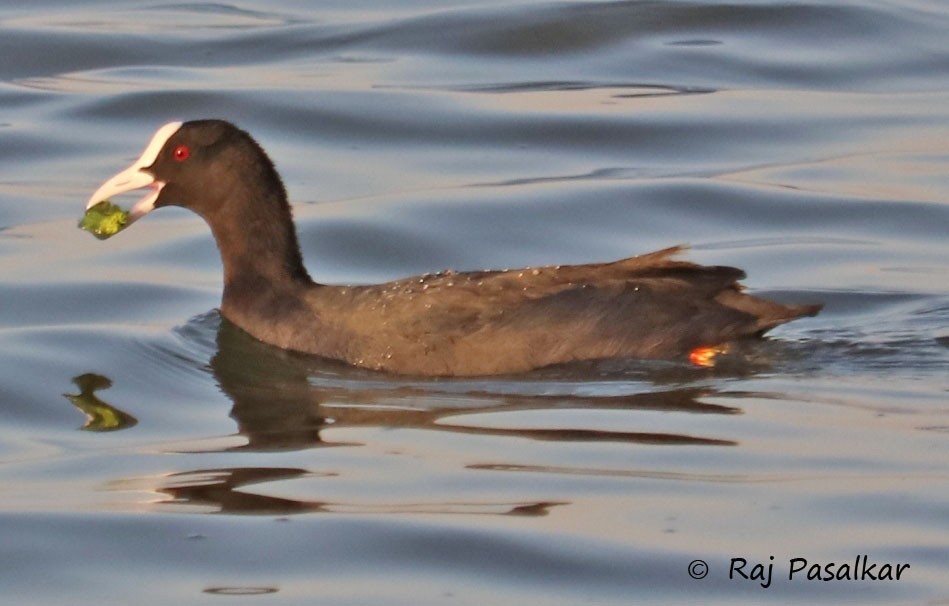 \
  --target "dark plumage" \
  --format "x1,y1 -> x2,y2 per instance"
87,119 -> 821,376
